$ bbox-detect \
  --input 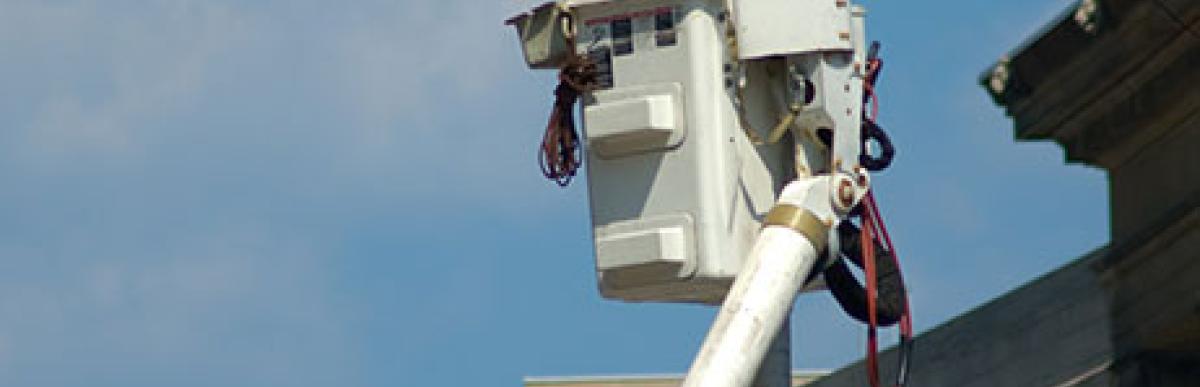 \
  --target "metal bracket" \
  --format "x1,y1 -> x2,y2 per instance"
763,204 -> 828,253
